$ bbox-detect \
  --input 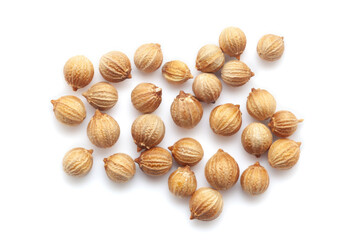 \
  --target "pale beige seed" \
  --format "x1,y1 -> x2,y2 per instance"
221,60 -> 254,87
268,111 -> 303,137
196,44 -> 225,73
99,51 -> 132,82
134,43 -> 163,73
104,153 -> 136,182
268,139 -> 301,170
170,91 -> 203,129
210,103 -> 242,136
168,138 -> 204,166
189,187 -> 223,221
51,95 -> 86,126
131,114 -> 165,151
135,147 -> 172,176
162,60 -> 193,84
131,83 -> 162,113
87,110 -> 120,148
205,149 -> 240,190
192,73 -> 222,103
257,34 -> 285,61
240,162 -> 269,195
63,148 -> 93,177
63,55 -> 94,91
219,26 -> 247,59
82,82 -> 118,111
241,122 -> 273,157
168,166 -> 197,198
246,88 -> 276,121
